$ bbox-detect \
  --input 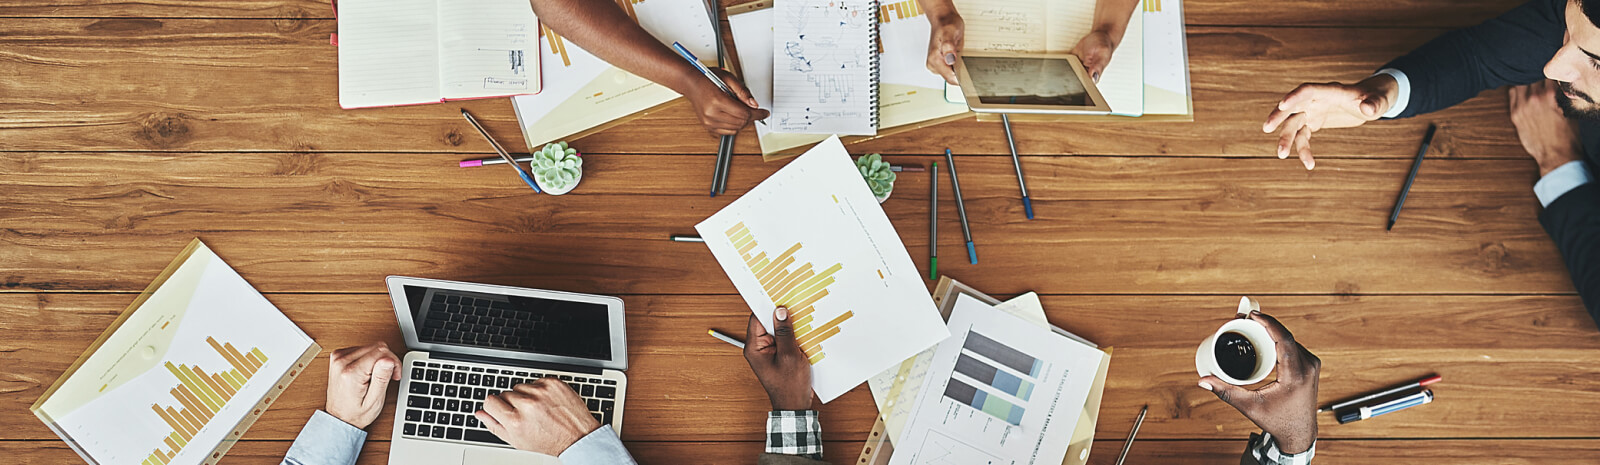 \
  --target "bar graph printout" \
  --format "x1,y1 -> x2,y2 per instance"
696,136 -> 948,403
32,240 -> 318,465
889,294 -> 1102,465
